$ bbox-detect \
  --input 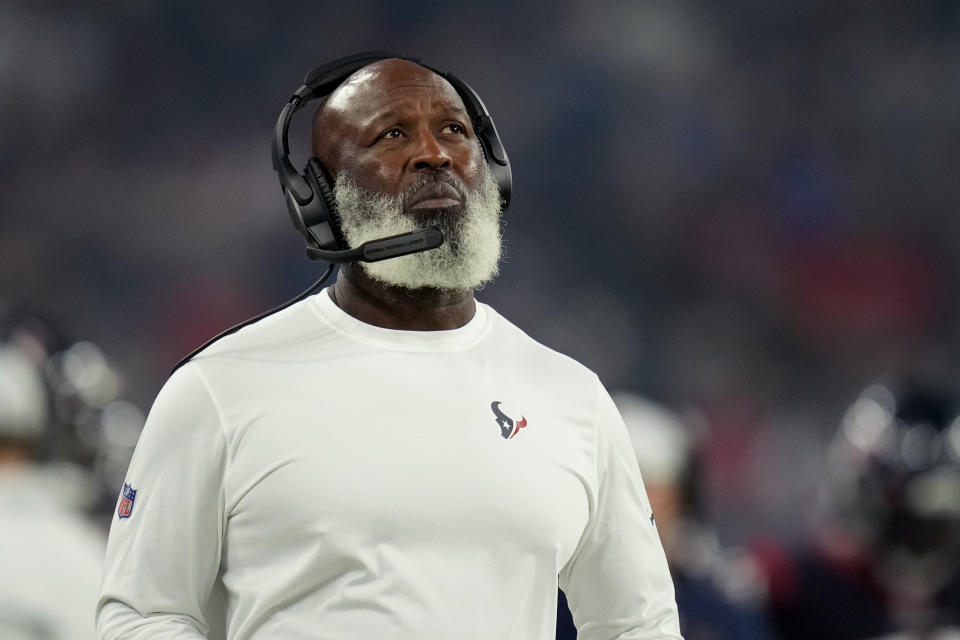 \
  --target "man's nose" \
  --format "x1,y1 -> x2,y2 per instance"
410,131 -> 451,171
